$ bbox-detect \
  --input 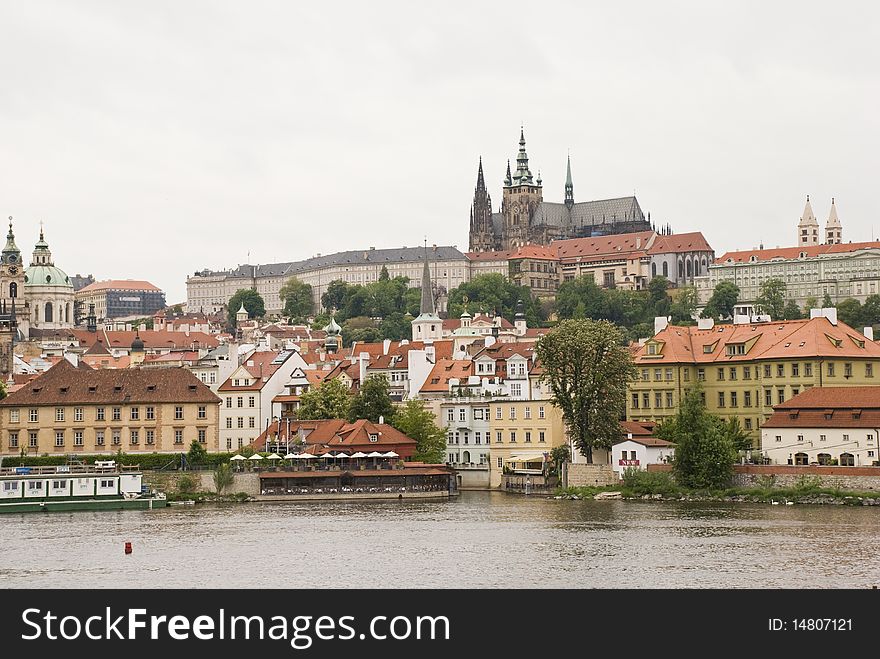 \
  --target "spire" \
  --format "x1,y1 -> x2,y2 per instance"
476,156 -> 486,192
3,216 -> 20,260
514,128 -> 533,185
827,197 -> 840,226
798,194 -> 819,246
825,197 -> 842,244
564,154 -> 574,209
419,242 -> 435,316
504,159 -> 512,186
